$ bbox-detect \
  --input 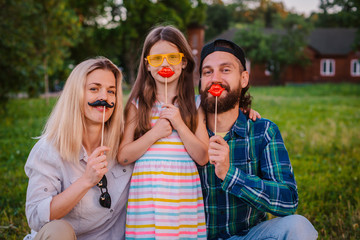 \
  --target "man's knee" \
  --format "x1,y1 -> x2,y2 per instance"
34,220 -> 76,240
281,215 -> 318,240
